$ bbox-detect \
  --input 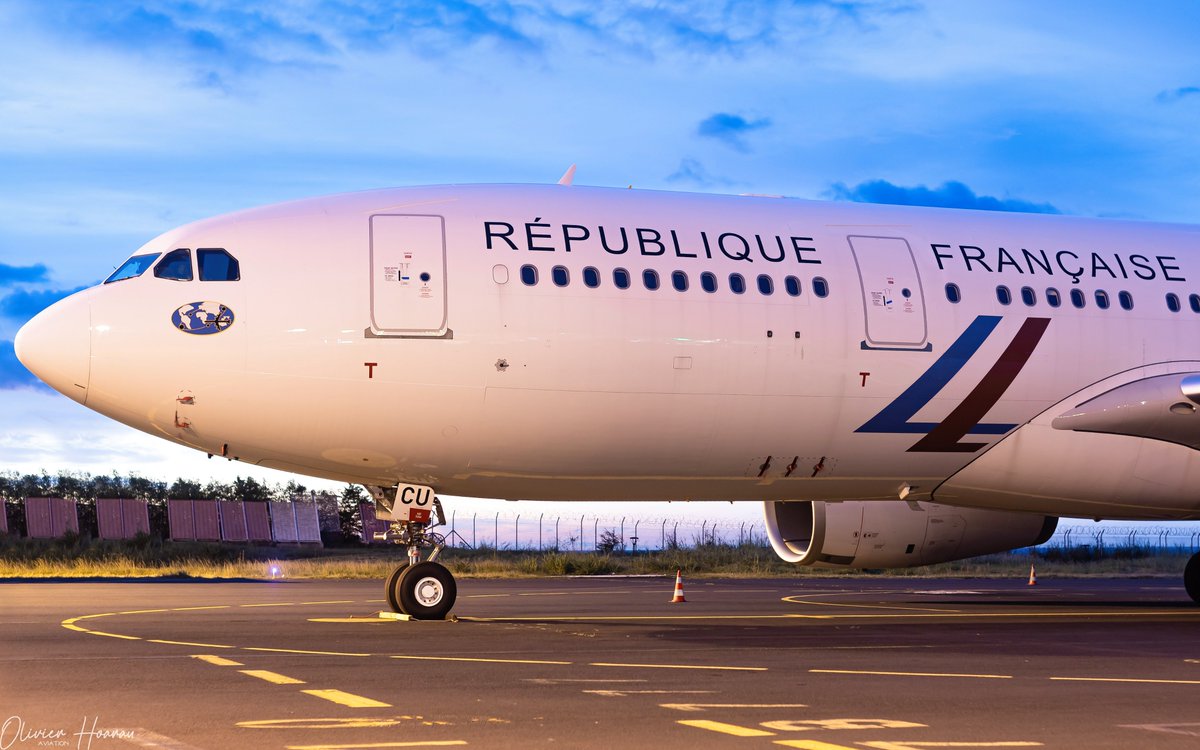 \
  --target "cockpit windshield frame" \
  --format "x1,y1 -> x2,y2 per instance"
103,253 -> 162,284
197,248 -> 241,281
154,248 -> 194,281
